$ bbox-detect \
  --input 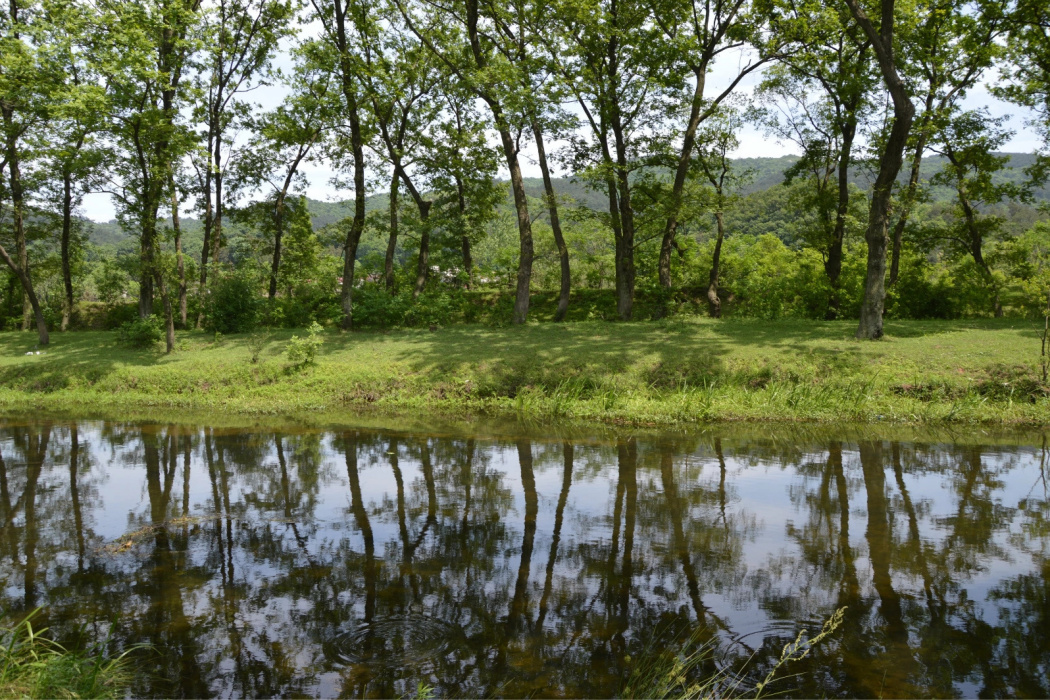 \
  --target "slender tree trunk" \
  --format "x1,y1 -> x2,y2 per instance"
495,122 -> 533,324
211,123 -> 223,267
61,169 -> 75,331
0,244 -> 48,345
888,127 -> 929,287
385,171 -> 398,292
455,177 -> 473,289
197,216 -> 211,320
532,122 -> 570,321
610,106 -> 635,321
707,210 -> 725,318
338,108 -> 366,330
18,212 -> 29,331
959,189 -> 1004,317
604,170 -> 623,295
826,123 -> 856,320
2,3 -> 33,331
269,196 -> 285,302
660,66 -> 707,289
154,266 -> 176,353
889,93 -> 936,288
170,177 -> 187,327
846,0 -> 916,339
139,206 -> 157,318
414,219 -> 430,298
462,0 -> 531,323
196,185 -> 213,328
